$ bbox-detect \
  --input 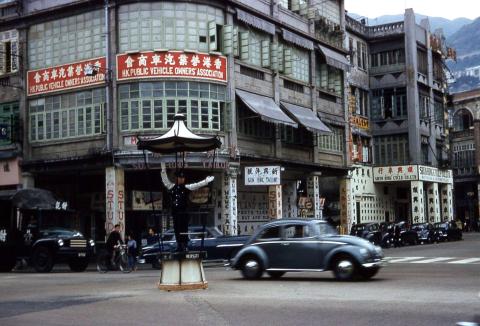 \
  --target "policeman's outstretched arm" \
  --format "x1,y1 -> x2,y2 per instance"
186,176 -> 214,191
160,162 -> 175,190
